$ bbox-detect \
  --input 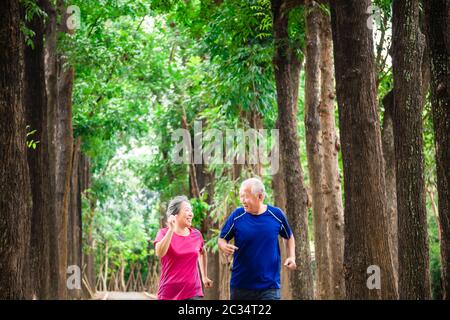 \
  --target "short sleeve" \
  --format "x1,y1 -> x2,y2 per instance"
153,228 -> 167,246
219,210 -> 236,241
195,229 -> 204,253
277,209 -> 293,239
